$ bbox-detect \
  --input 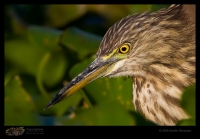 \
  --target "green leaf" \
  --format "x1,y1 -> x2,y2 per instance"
176,118 -> 195,126
180,84 -> 196,119
56,100 -> 136,125
37,51 -> 68,88
28,25 -> 62,51
69,57 -> 134,110
60,27 -> 102,59
85,77 -> 134,110
5,37 -> 46,76
5,75 -> 41,126
5,35 -> 68,89
129,111 -> 158,126
4,69 -> 19,86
